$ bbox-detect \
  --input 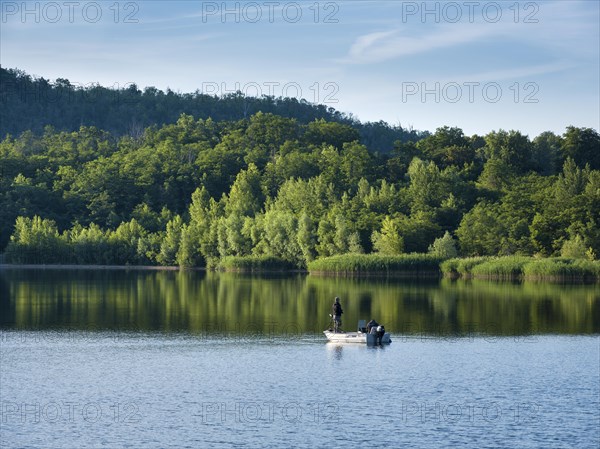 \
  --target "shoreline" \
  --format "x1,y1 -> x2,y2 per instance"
1,263 -> 598,283
0,264 -> 197,271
